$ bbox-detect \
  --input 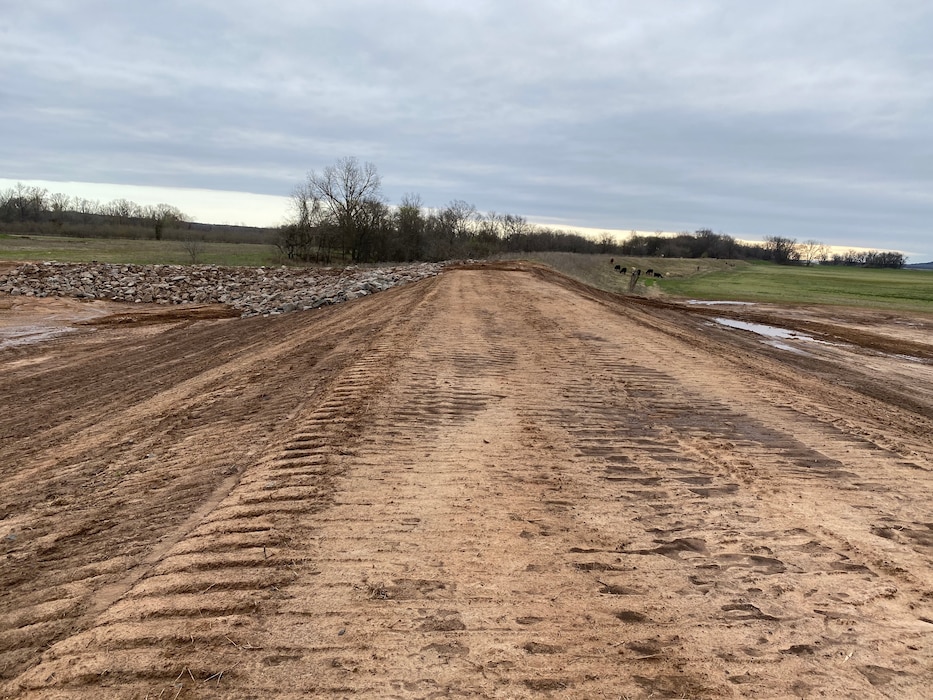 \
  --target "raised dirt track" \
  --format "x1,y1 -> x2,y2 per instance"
1,265 -> 932,698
